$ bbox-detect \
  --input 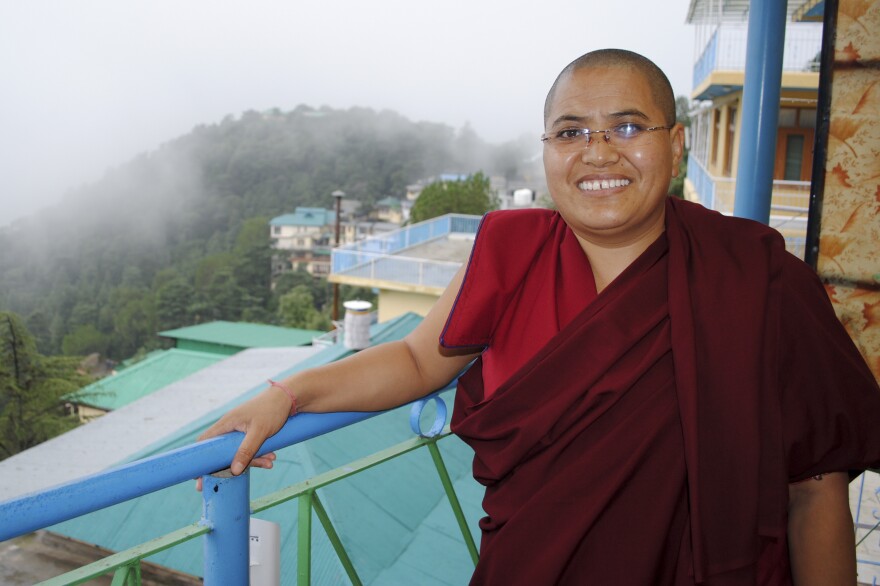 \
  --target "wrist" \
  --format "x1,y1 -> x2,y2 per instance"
267,379 -> 298,417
